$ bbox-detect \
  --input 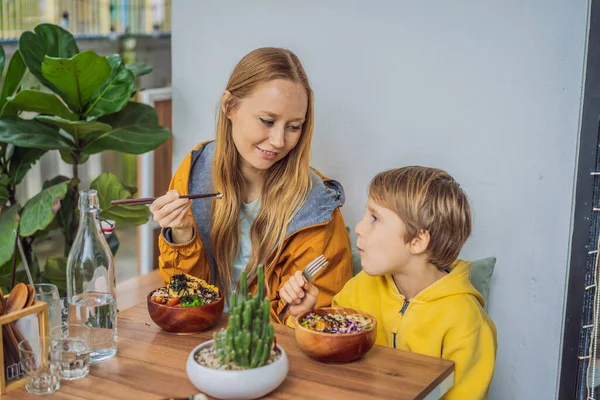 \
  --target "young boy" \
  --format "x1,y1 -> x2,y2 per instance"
280,166 -> 497,399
